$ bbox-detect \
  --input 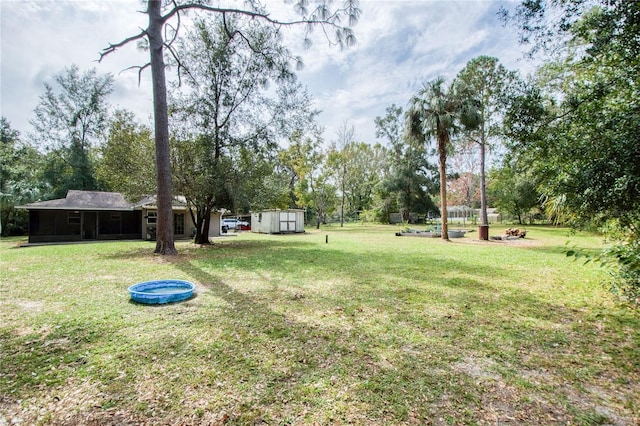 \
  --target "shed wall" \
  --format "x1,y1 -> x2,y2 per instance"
250,210 -> 304,234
